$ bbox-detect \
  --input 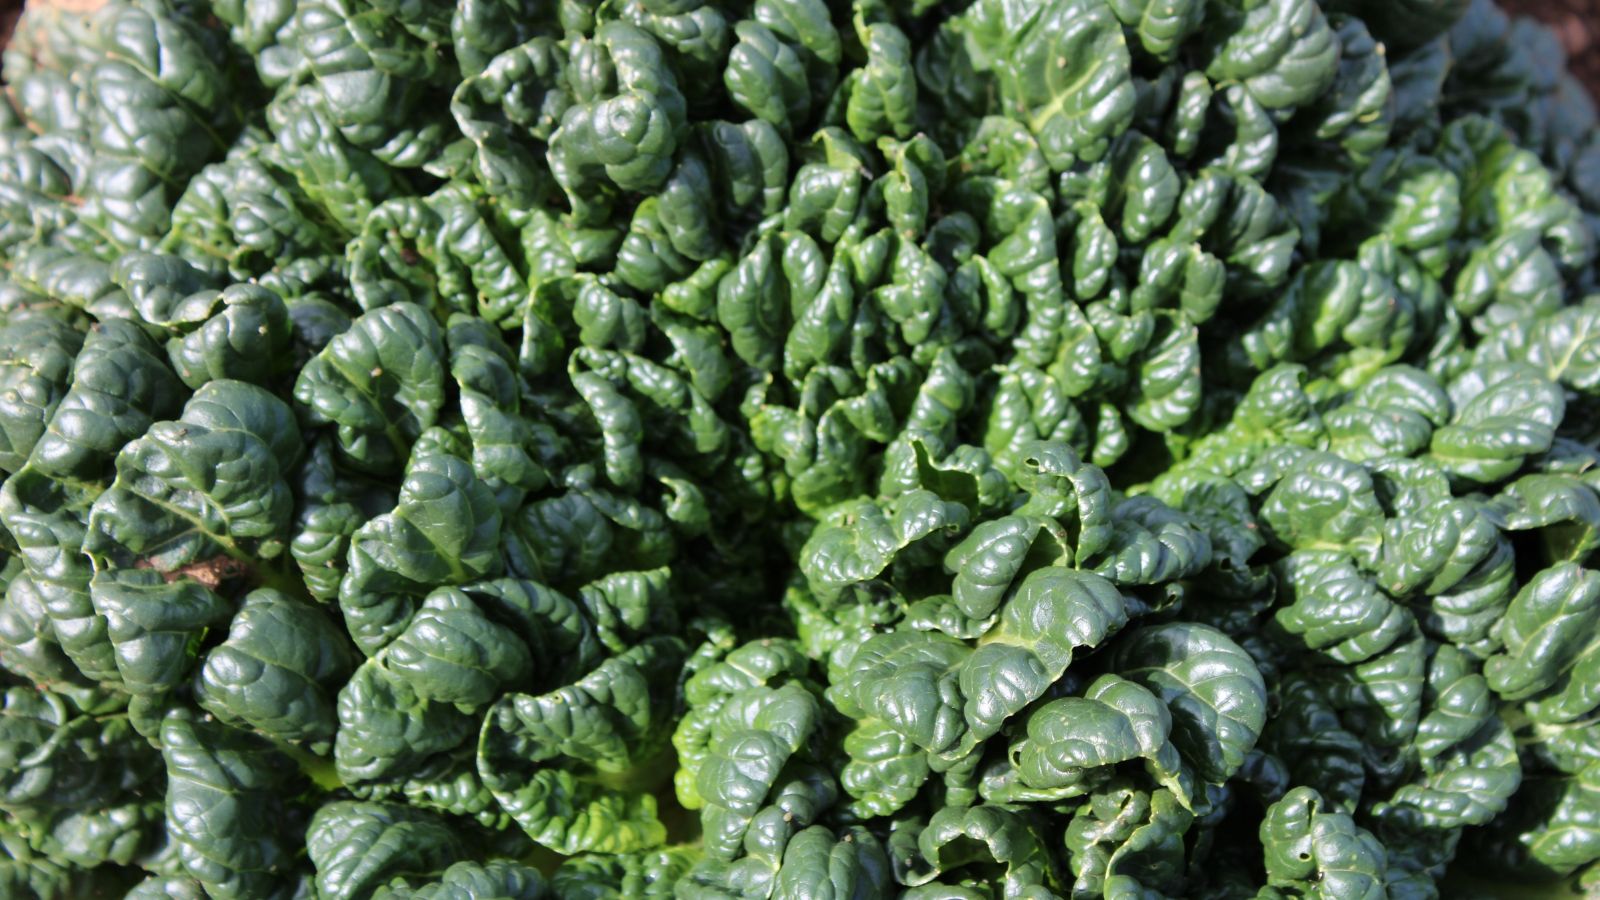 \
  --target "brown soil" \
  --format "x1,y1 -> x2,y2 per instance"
1502,0 -> 1600,101
0,0 -> 20,56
